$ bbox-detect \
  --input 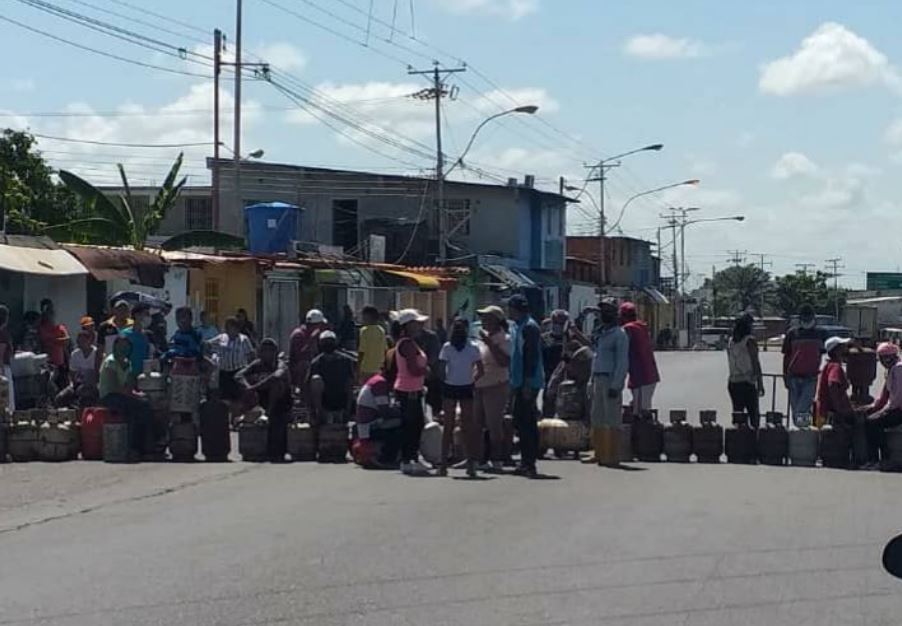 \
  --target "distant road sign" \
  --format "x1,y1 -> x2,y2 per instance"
867,273 -> 902,290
